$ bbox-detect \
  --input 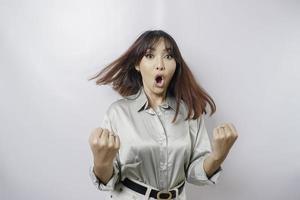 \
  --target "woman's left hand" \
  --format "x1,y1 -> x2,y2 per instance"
211,123 -> 239,161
